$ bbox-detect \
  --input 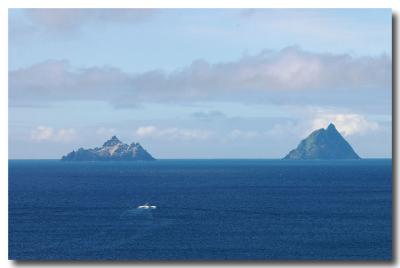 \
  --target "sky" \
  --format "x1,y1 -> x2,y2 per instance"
8,8 -> 392,159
